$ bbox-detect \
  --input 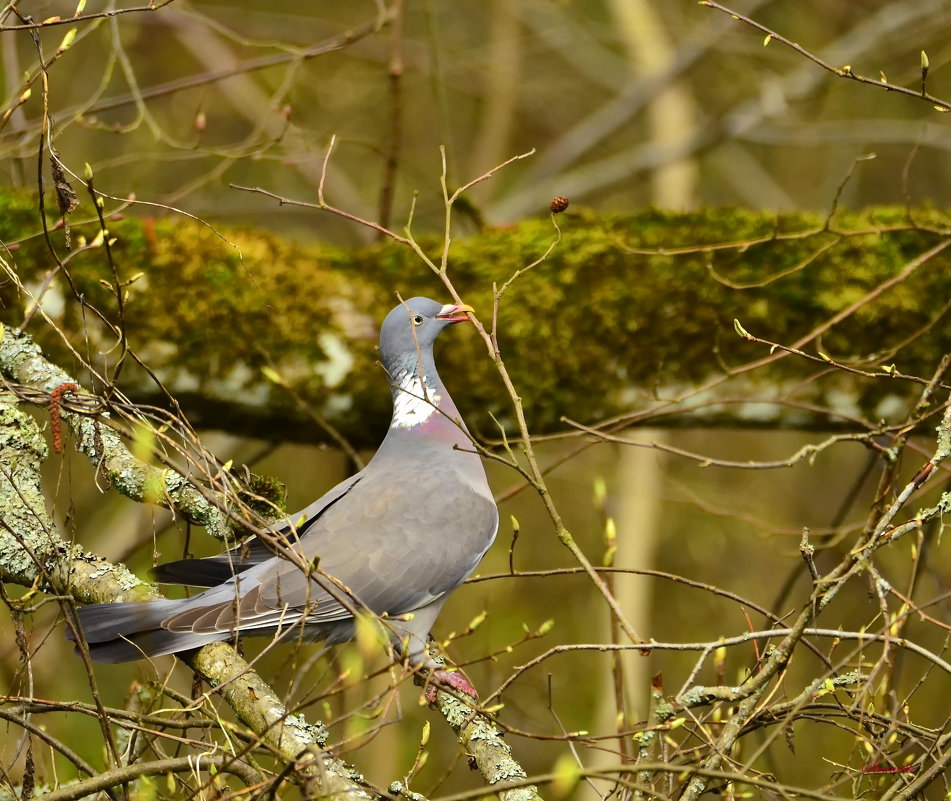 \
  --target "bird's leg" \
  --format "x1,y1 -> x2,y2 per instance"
391,607 -> 478,702
424,665 -> 478,703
